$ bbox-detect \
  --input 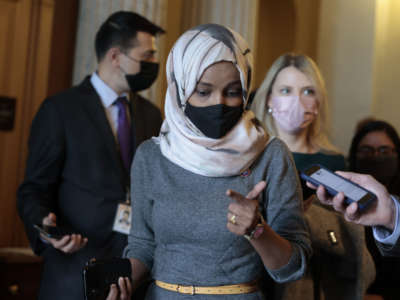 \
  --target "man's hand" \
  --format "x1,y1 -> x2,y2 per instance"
308,171 -> 396,230
41,212 -> 88,253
